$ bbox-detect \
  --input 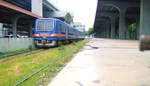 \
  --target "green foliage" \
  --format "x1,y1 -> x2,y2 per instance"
60,45 -> 65,50
72,41 -> 76,45
0,40 -> 89,86
58,41 -> 62,46
128,23 -> 136,31
28,45 -> 32,50
84,31 -> 89,36
88,27 -> 94,35
84,27 -> 94,36
58,41 -> 65,50
65,13 -> 73,24
128,23 -> 136,39
0,48 -> 37,58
